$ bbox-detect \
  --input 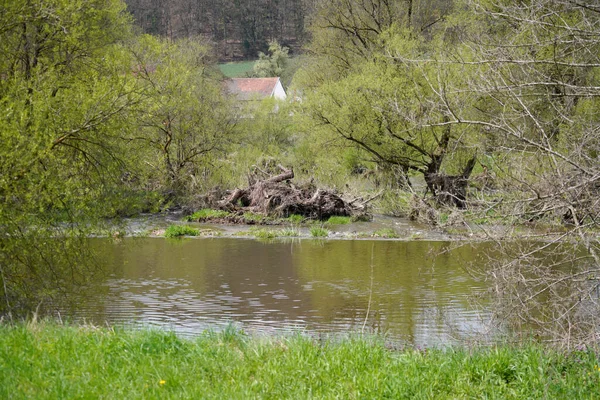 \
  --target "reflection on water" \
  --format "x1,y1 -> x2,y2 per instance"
64,238 -> 492,346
